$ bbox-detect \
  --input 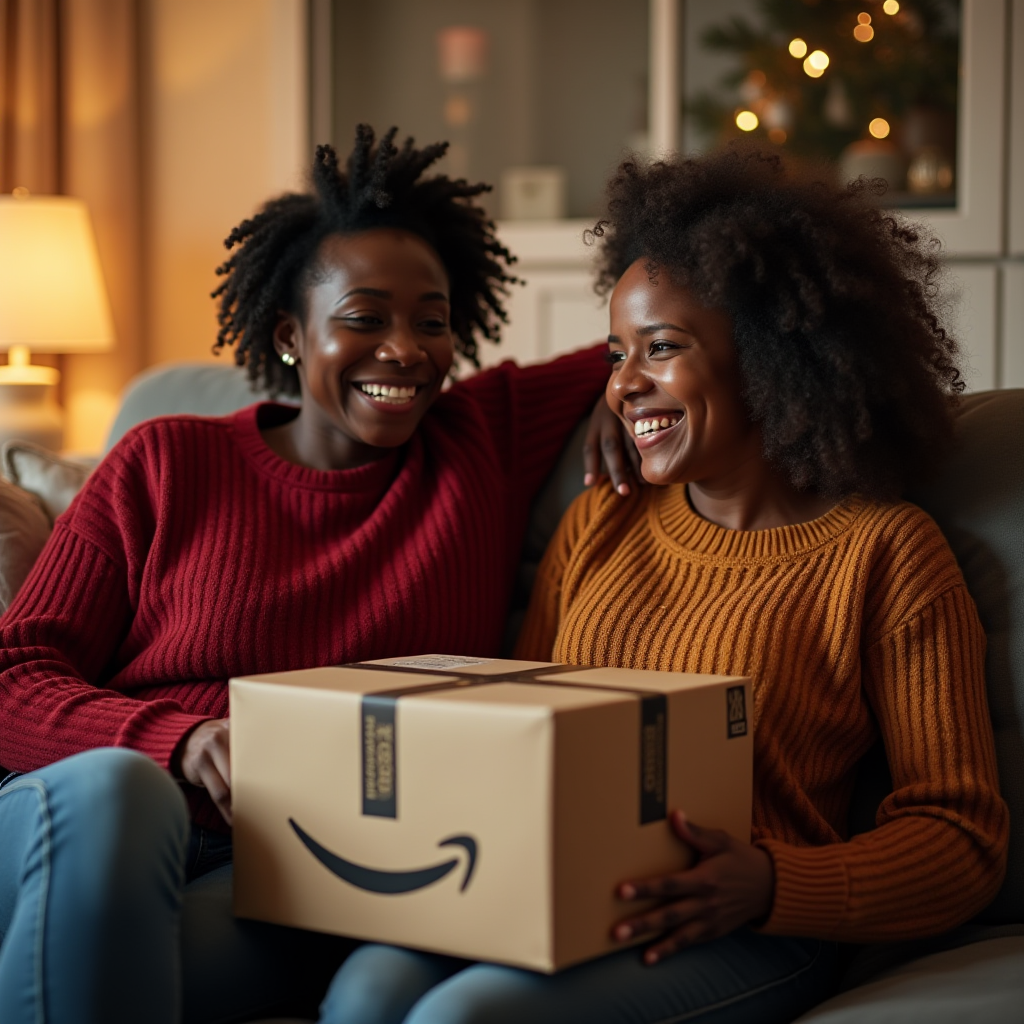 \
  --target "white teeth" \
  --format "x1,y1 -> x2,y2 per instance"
358,383 -> 418,403
634,415 -> 681,437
